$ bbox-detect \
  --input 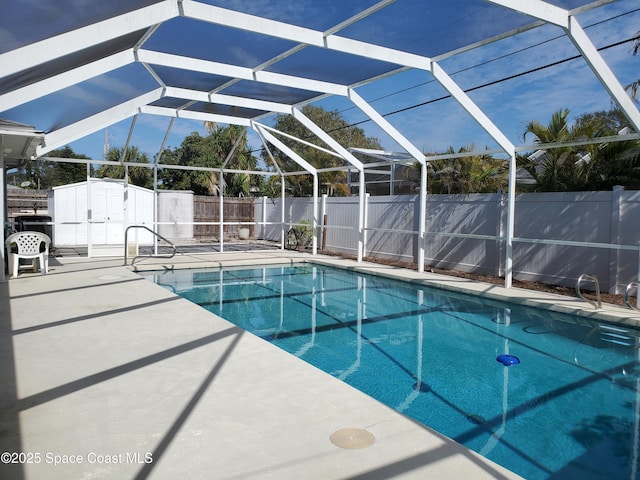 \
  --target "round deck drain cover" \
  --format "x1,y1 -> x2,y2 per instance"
330,428 -> 375,449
